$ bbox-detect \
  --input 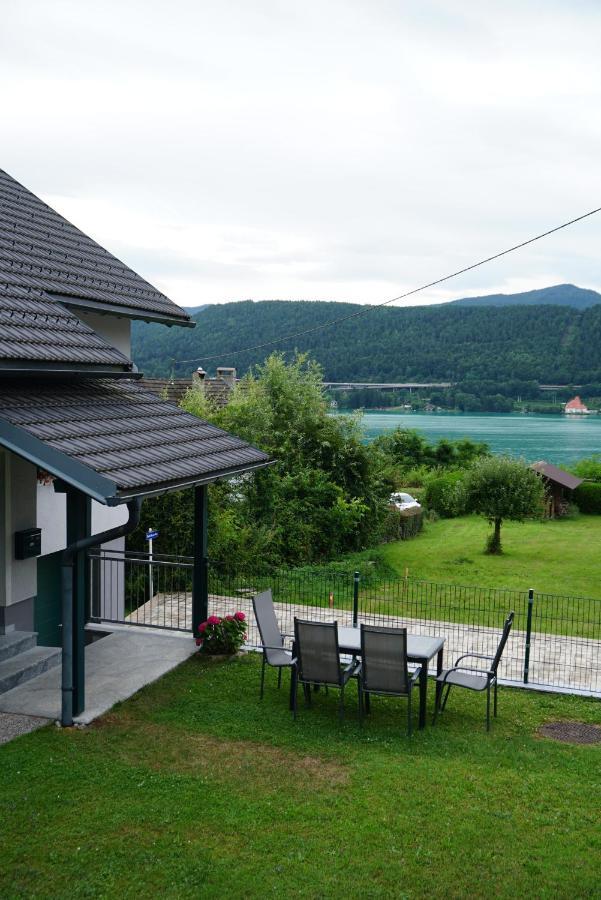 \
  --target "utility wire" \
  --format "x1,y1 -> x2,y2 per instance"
173,205 -> 601,367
